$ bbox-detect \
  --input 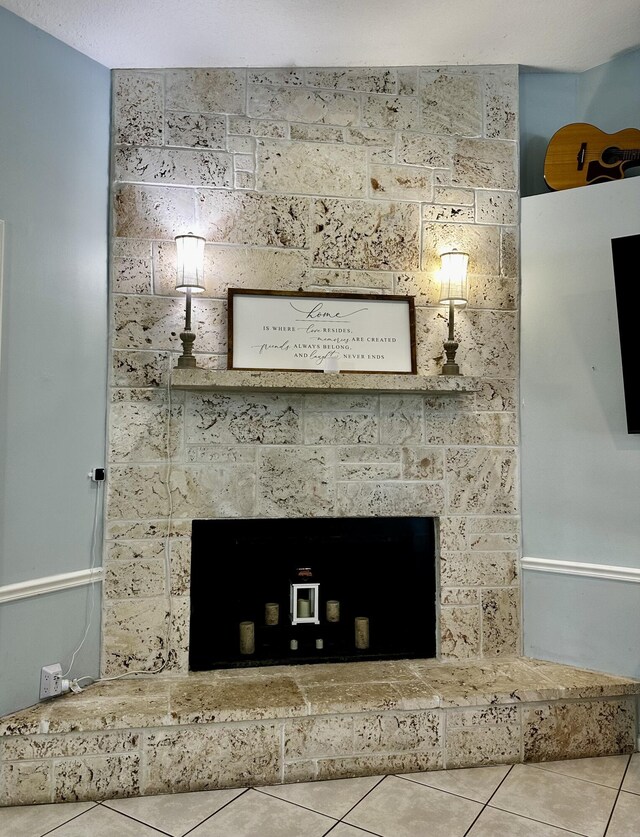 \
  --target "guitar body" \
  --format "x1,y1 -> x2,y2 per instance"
543,123 -> 640,191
